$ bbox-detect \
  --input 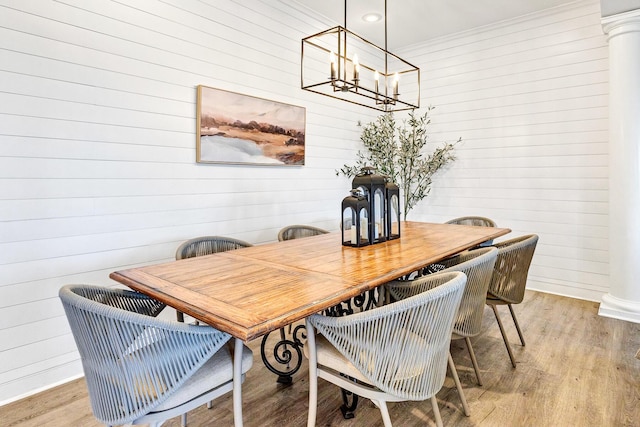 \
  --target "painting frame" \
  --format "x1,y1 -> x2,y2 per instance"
196,85 -> 306,166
